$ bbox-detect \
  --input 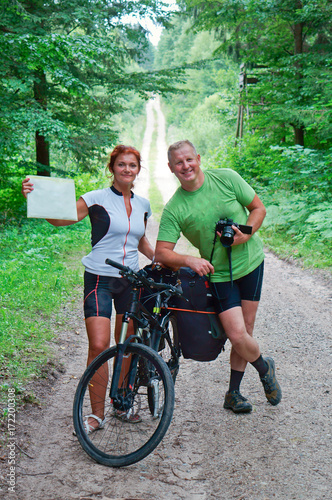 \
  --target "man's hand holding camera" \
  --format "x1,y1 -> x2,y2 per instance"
216,224 -> 252,247
216,218 -> 252,248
